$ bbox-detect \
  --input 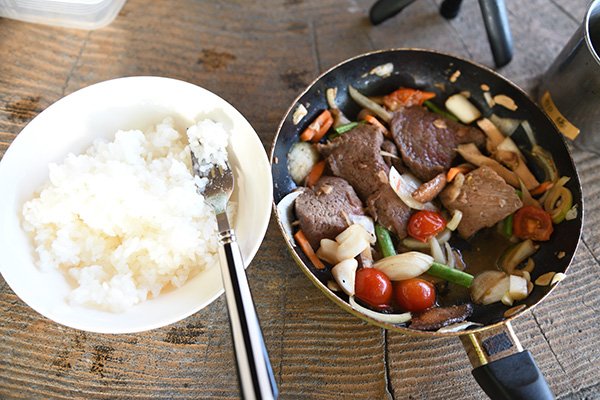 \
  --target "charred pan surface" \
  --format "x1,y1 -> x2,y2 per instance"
295,176 -> 364,249
391,106 -> 485,181
439,166 -> 523,238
